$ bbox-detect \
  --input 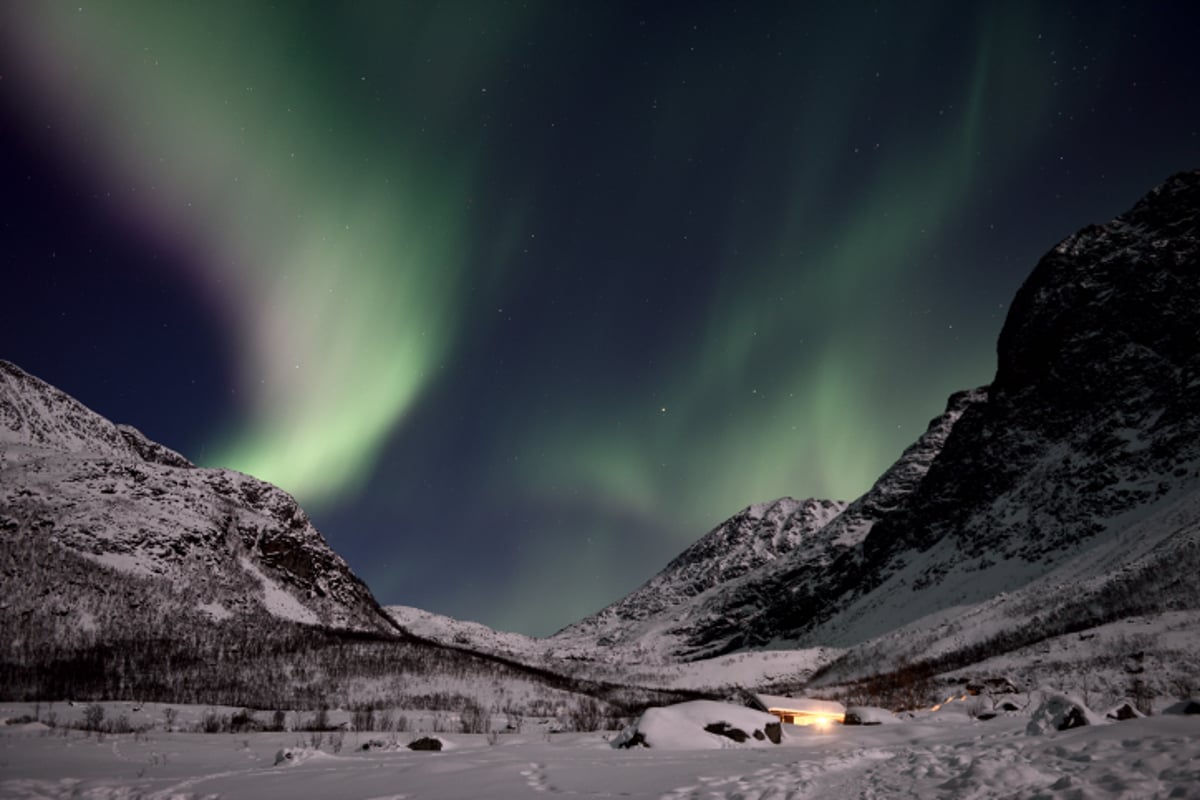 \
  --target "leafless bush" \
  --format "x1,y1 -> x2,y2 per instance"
300,707 -> 334,732
566,698 -> 604,732
459,700 -> 490,734
352,707 -> 376,731
83,703 -> 105,733
965,697 -> 991,719
230,708 -> 259,732
1169,675 -> 1194,700
200,710 -> 229,733
1130,678 -> 1154,716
